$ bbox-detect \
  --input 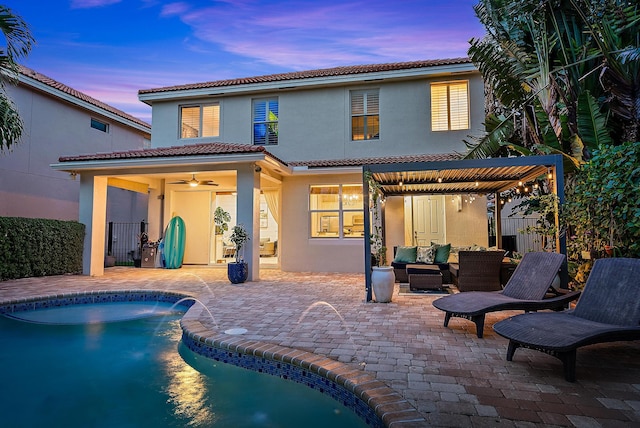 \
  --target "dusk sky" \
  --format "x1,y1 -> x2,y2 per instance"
9,1 -> 486,123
